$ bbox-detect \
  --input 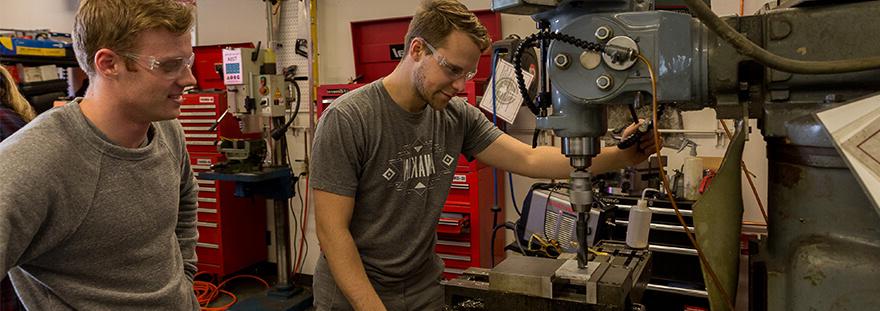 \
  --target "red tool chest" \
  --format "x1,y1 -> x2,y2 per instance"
179,92 -> 267,277
316,83 -> 365,120
438,165 -> 506,280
